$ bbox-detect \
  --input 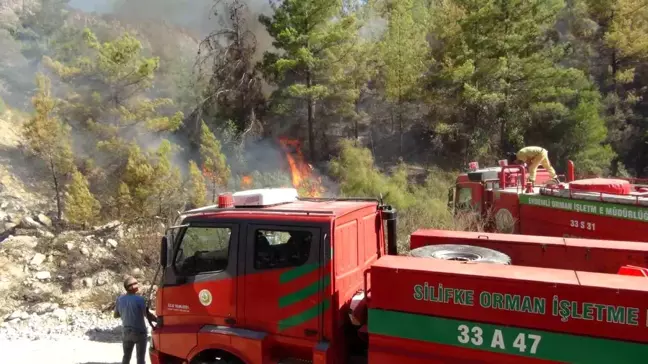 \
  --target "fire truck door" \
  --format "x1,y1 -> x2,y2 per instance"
456,182 -> 483,213
161,222 -> 239,325
243,224 -> 324,340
